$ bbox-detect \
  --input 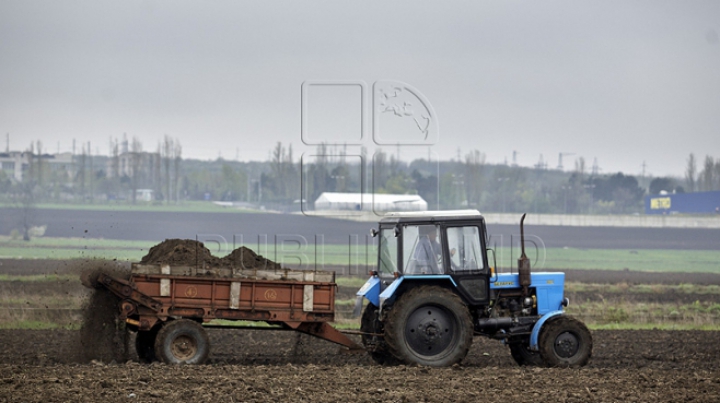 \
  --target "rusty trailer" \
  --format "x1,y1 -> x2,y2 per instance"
95,263 -> 361,364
